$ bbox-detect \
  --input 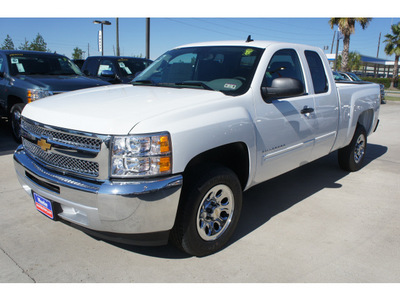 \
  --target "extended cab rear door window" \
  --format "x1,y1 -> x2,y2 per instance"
304,50 -> 328,94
